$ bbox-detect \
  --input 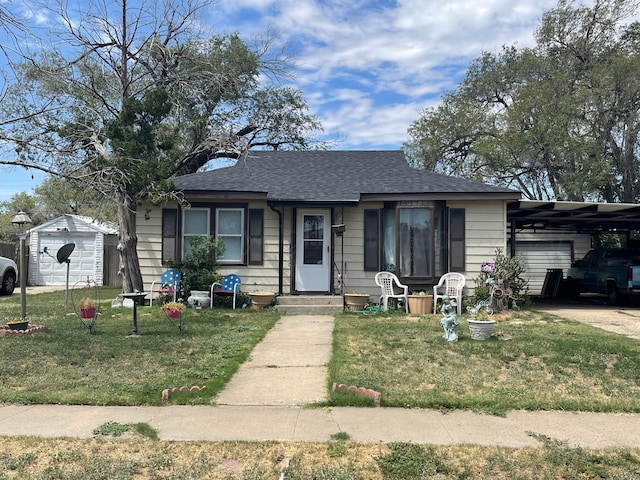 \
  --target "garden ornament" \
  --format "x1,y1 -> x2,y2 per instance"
440,295 -> 459,342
